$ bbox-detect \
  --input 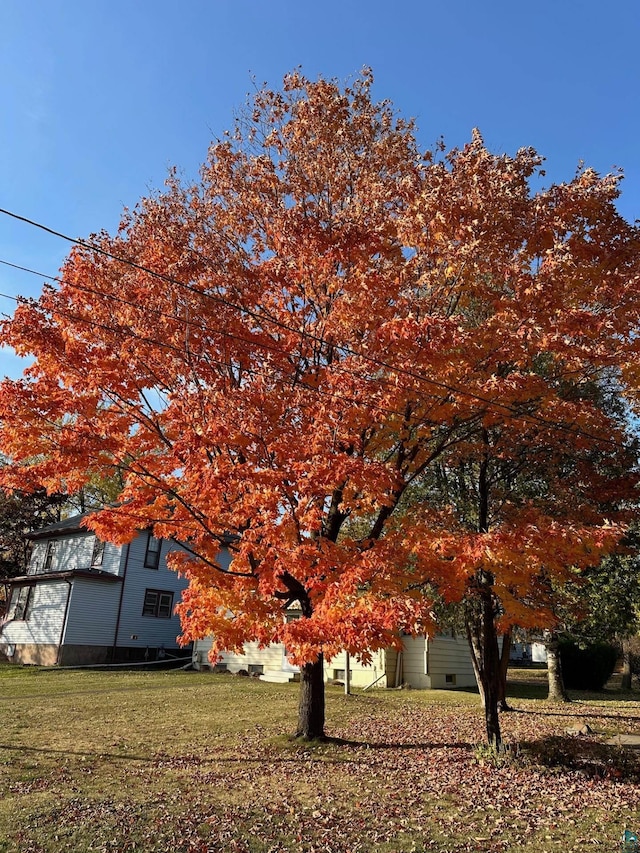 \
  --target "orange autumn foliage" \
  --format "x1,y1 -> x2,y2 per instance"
0,70 -> 638,676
